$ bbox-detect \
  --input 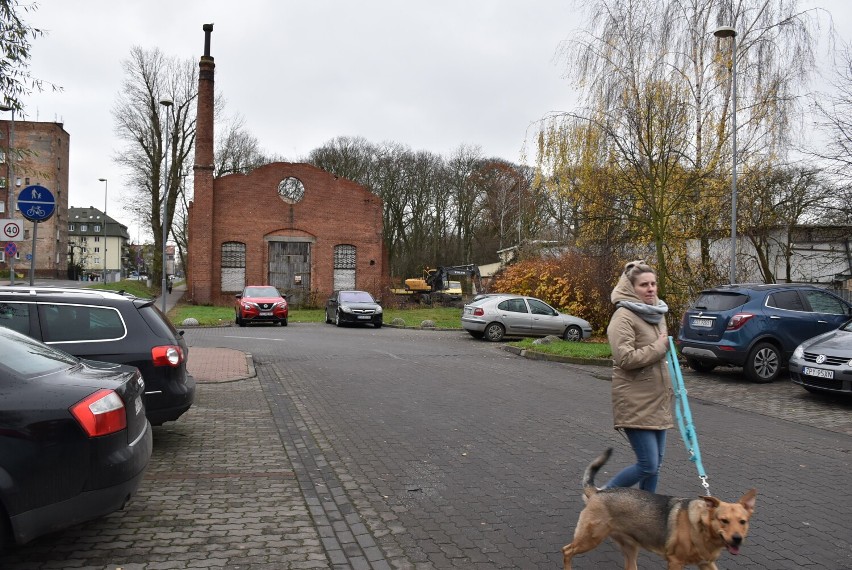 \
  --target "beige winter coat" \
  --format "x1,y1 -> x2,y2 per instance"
606,273 -> 674,430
